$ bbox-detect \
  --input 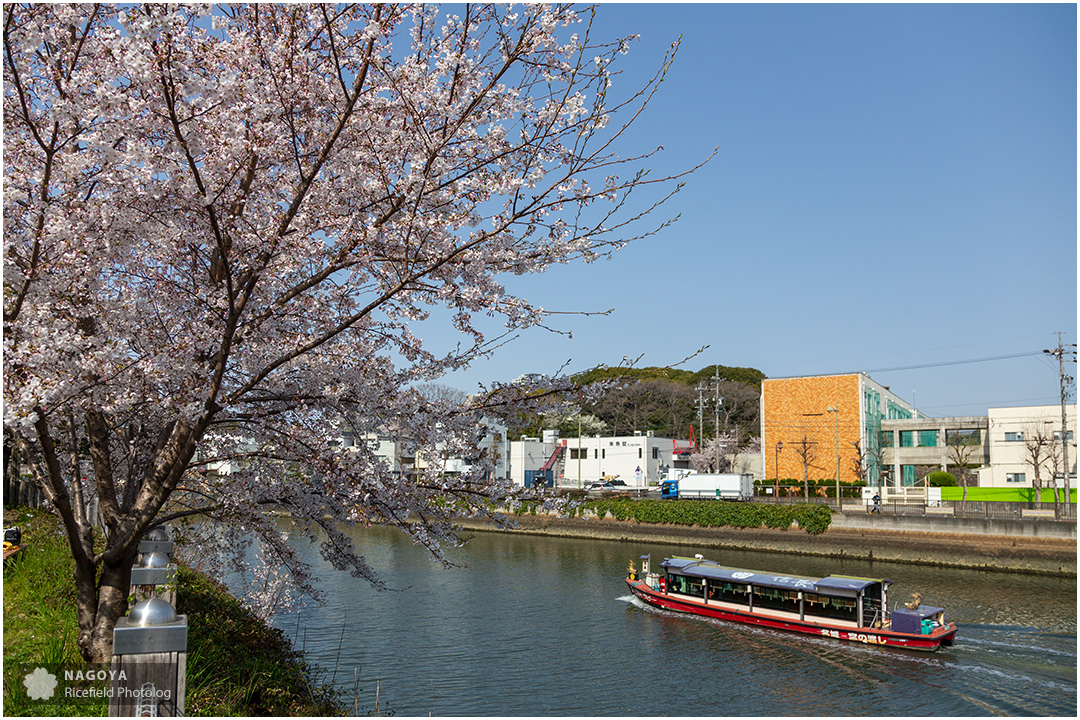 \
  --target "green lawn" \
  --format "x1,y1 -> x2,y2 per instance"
3,507 -> 342,716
